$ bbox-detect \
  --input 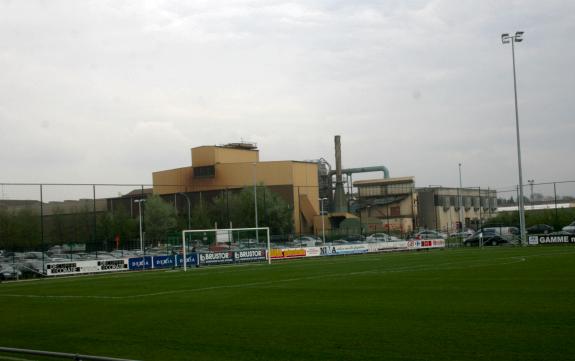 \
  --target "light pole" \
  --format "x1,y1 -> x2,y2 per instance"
319,198 -> 327,243
366,205 -> 371,235
178,192 -> 191,229
528,179 -> 534,209
458,163 -> 464,233
501,30 -> 527,246
253,163 -> 259,242
134,199 -> 146,252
